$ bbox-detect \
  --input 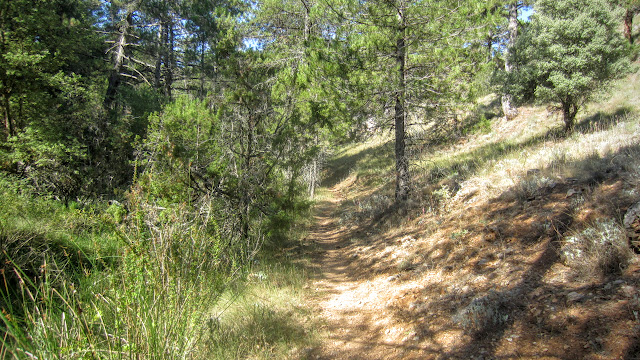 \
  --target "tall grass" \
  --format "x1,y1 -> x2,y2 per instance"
0,177 -> 316,359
